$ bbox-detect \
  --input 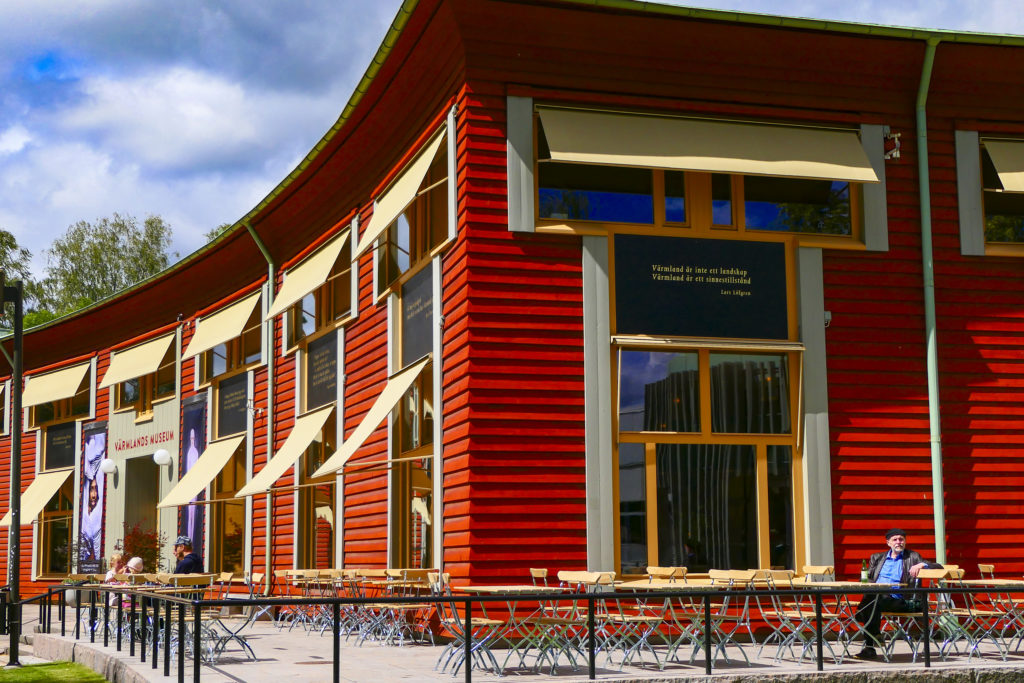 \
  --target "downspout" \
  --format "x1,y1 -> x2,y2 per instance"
915,37 -> 946,564
244,222 -> 276,582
